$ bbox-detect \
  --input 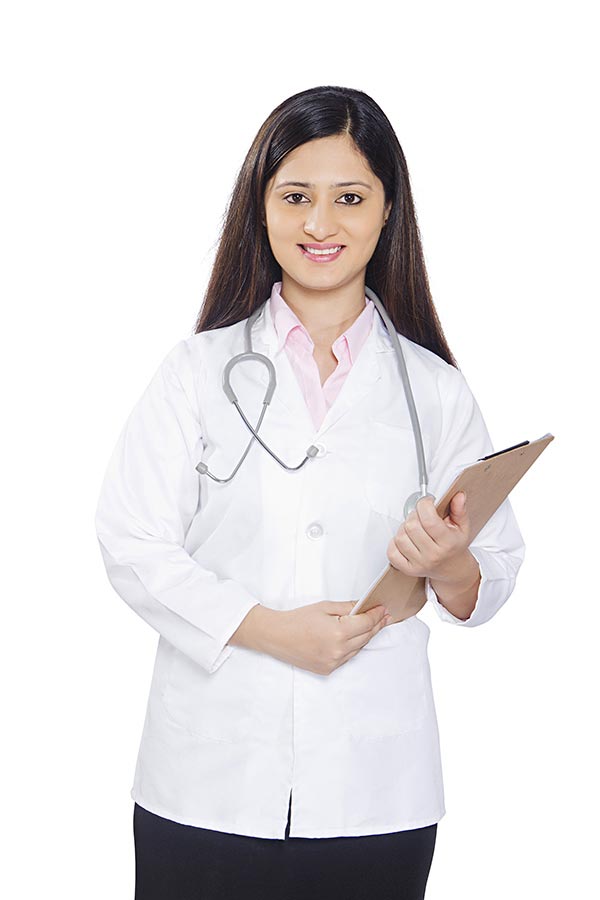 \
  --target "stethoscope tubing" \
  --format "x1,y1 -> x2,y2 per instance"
196,288 -> 432,518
